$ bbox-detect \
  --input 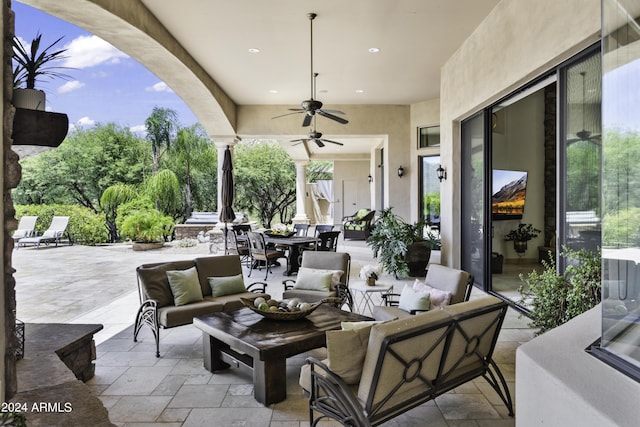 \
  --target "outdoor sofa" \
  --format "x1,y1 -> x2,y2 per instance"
299,295 -> 513,426
134,254 -> 269,357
